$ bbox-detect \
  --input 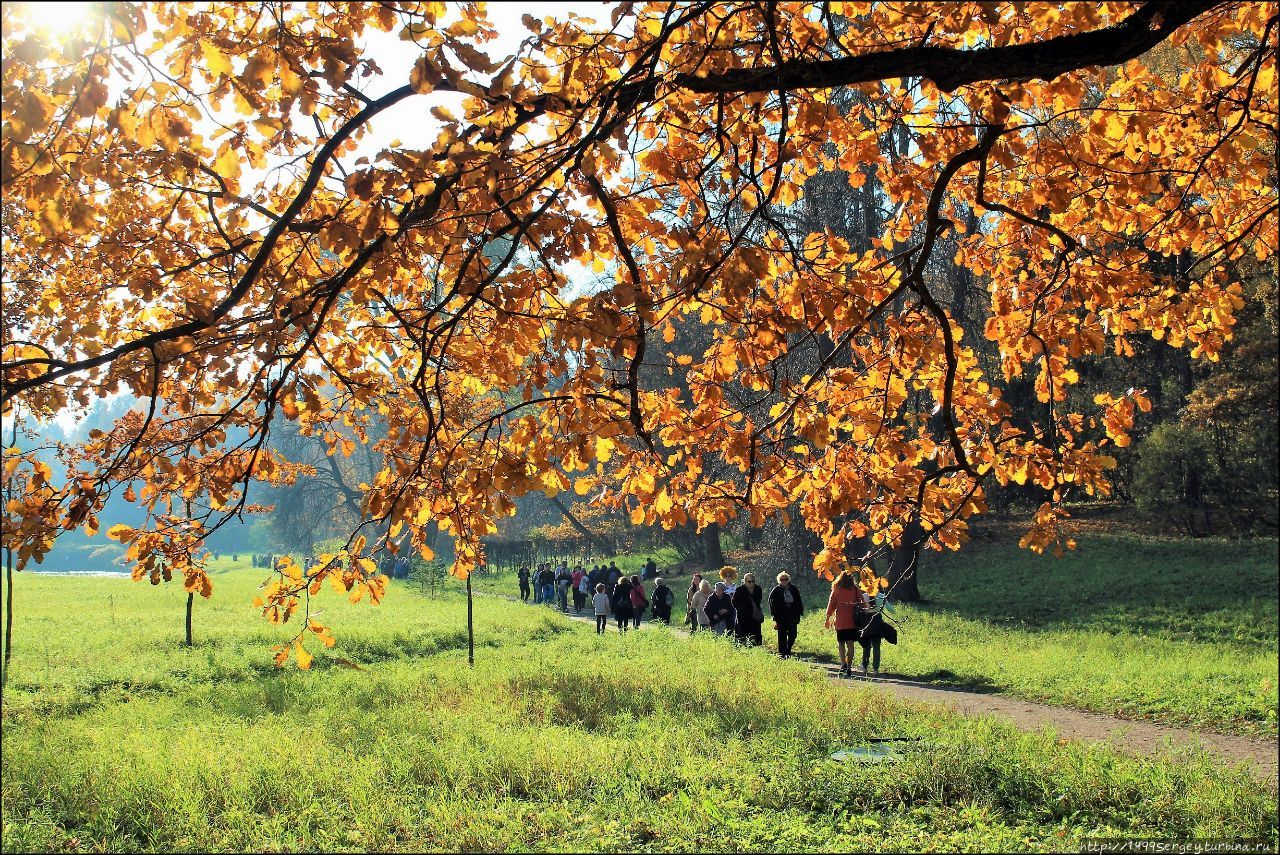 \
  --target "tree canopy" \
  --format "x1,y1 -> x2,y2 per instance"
2,1 -> 1275,664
